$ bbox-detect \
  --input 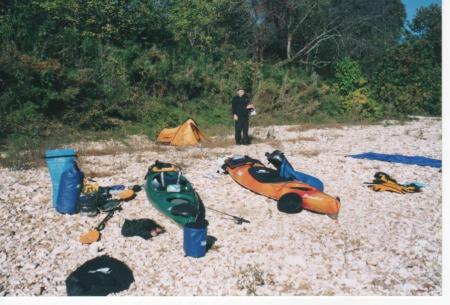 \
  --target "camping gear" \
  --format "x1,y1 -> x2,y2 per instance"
144,161 -> 203,226
206,206 -> 250,225
80,187 -> 134,217
222,156 -> 341,219
80,189 -> 134,244
131,184 -> 142,193
156,119 -> 208,146
117,189 -> 134,200
95,187 -> 111,208
97,189 -> 134,213
98,186 -> 111,199
109,185 -> 125,196
55,163 -> 84,214
148,160 -> 179,173
82,179 -> 99,194
98,199 -> 121,212
79,206 -> 121,244
183,220 -> 208,258
121,219 -> 165,240
266,150 -> 324,191
110,185 -> 125,191
347,152 -> 441,169
79,194 -> 99,217
109,185 -> 126,195
365,172 -> 423,194
45,149 -> 77,207
409,181 -> 426,188
66,255 -> 134,296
